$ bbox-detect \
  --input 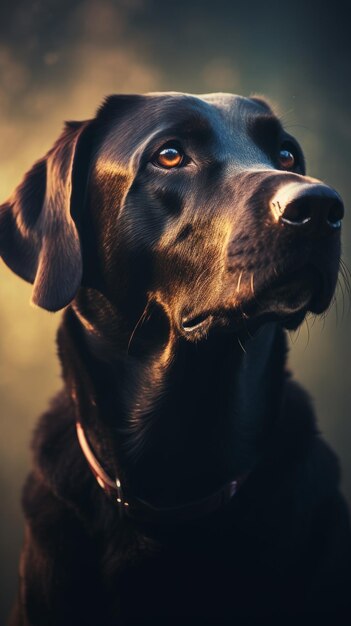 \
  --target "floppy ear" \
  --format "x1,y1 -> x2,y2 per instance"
0,119 -> 94,311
